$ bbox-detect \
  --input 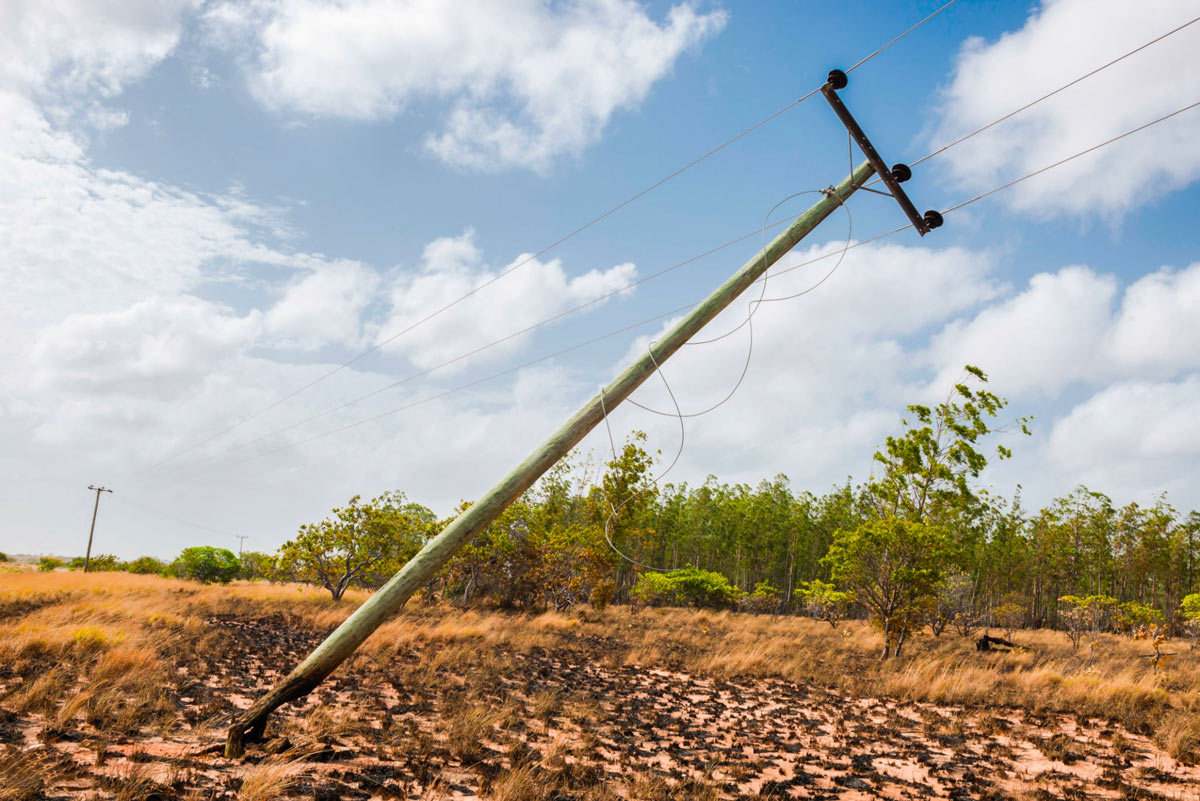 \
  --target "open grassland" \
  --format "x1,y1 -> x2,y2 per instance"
2,570 -> 1200,800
